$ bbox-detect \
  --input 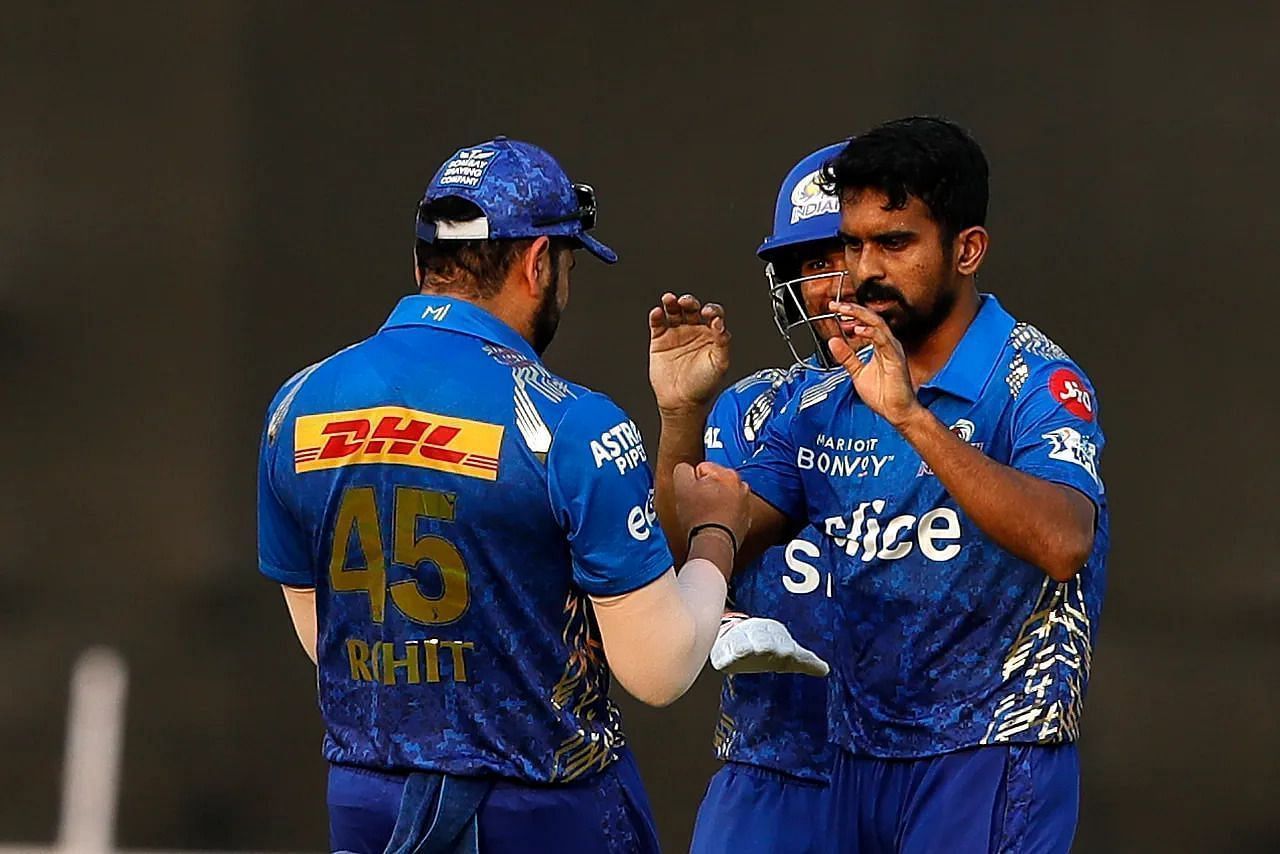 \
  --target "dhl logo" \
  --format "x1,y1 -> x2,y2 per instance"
294,406 -> 502,480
